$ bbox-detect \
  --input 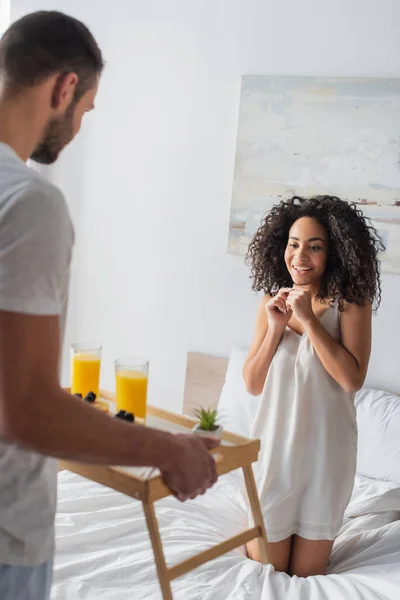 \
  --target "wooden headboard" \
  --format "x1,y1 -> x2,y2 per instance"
183,352 -> 228,416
